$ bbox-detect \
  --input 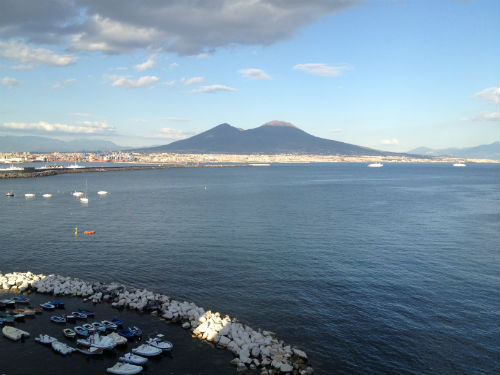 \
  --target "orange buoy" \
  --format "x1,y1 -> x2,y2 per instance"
84,230 -> 96,235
